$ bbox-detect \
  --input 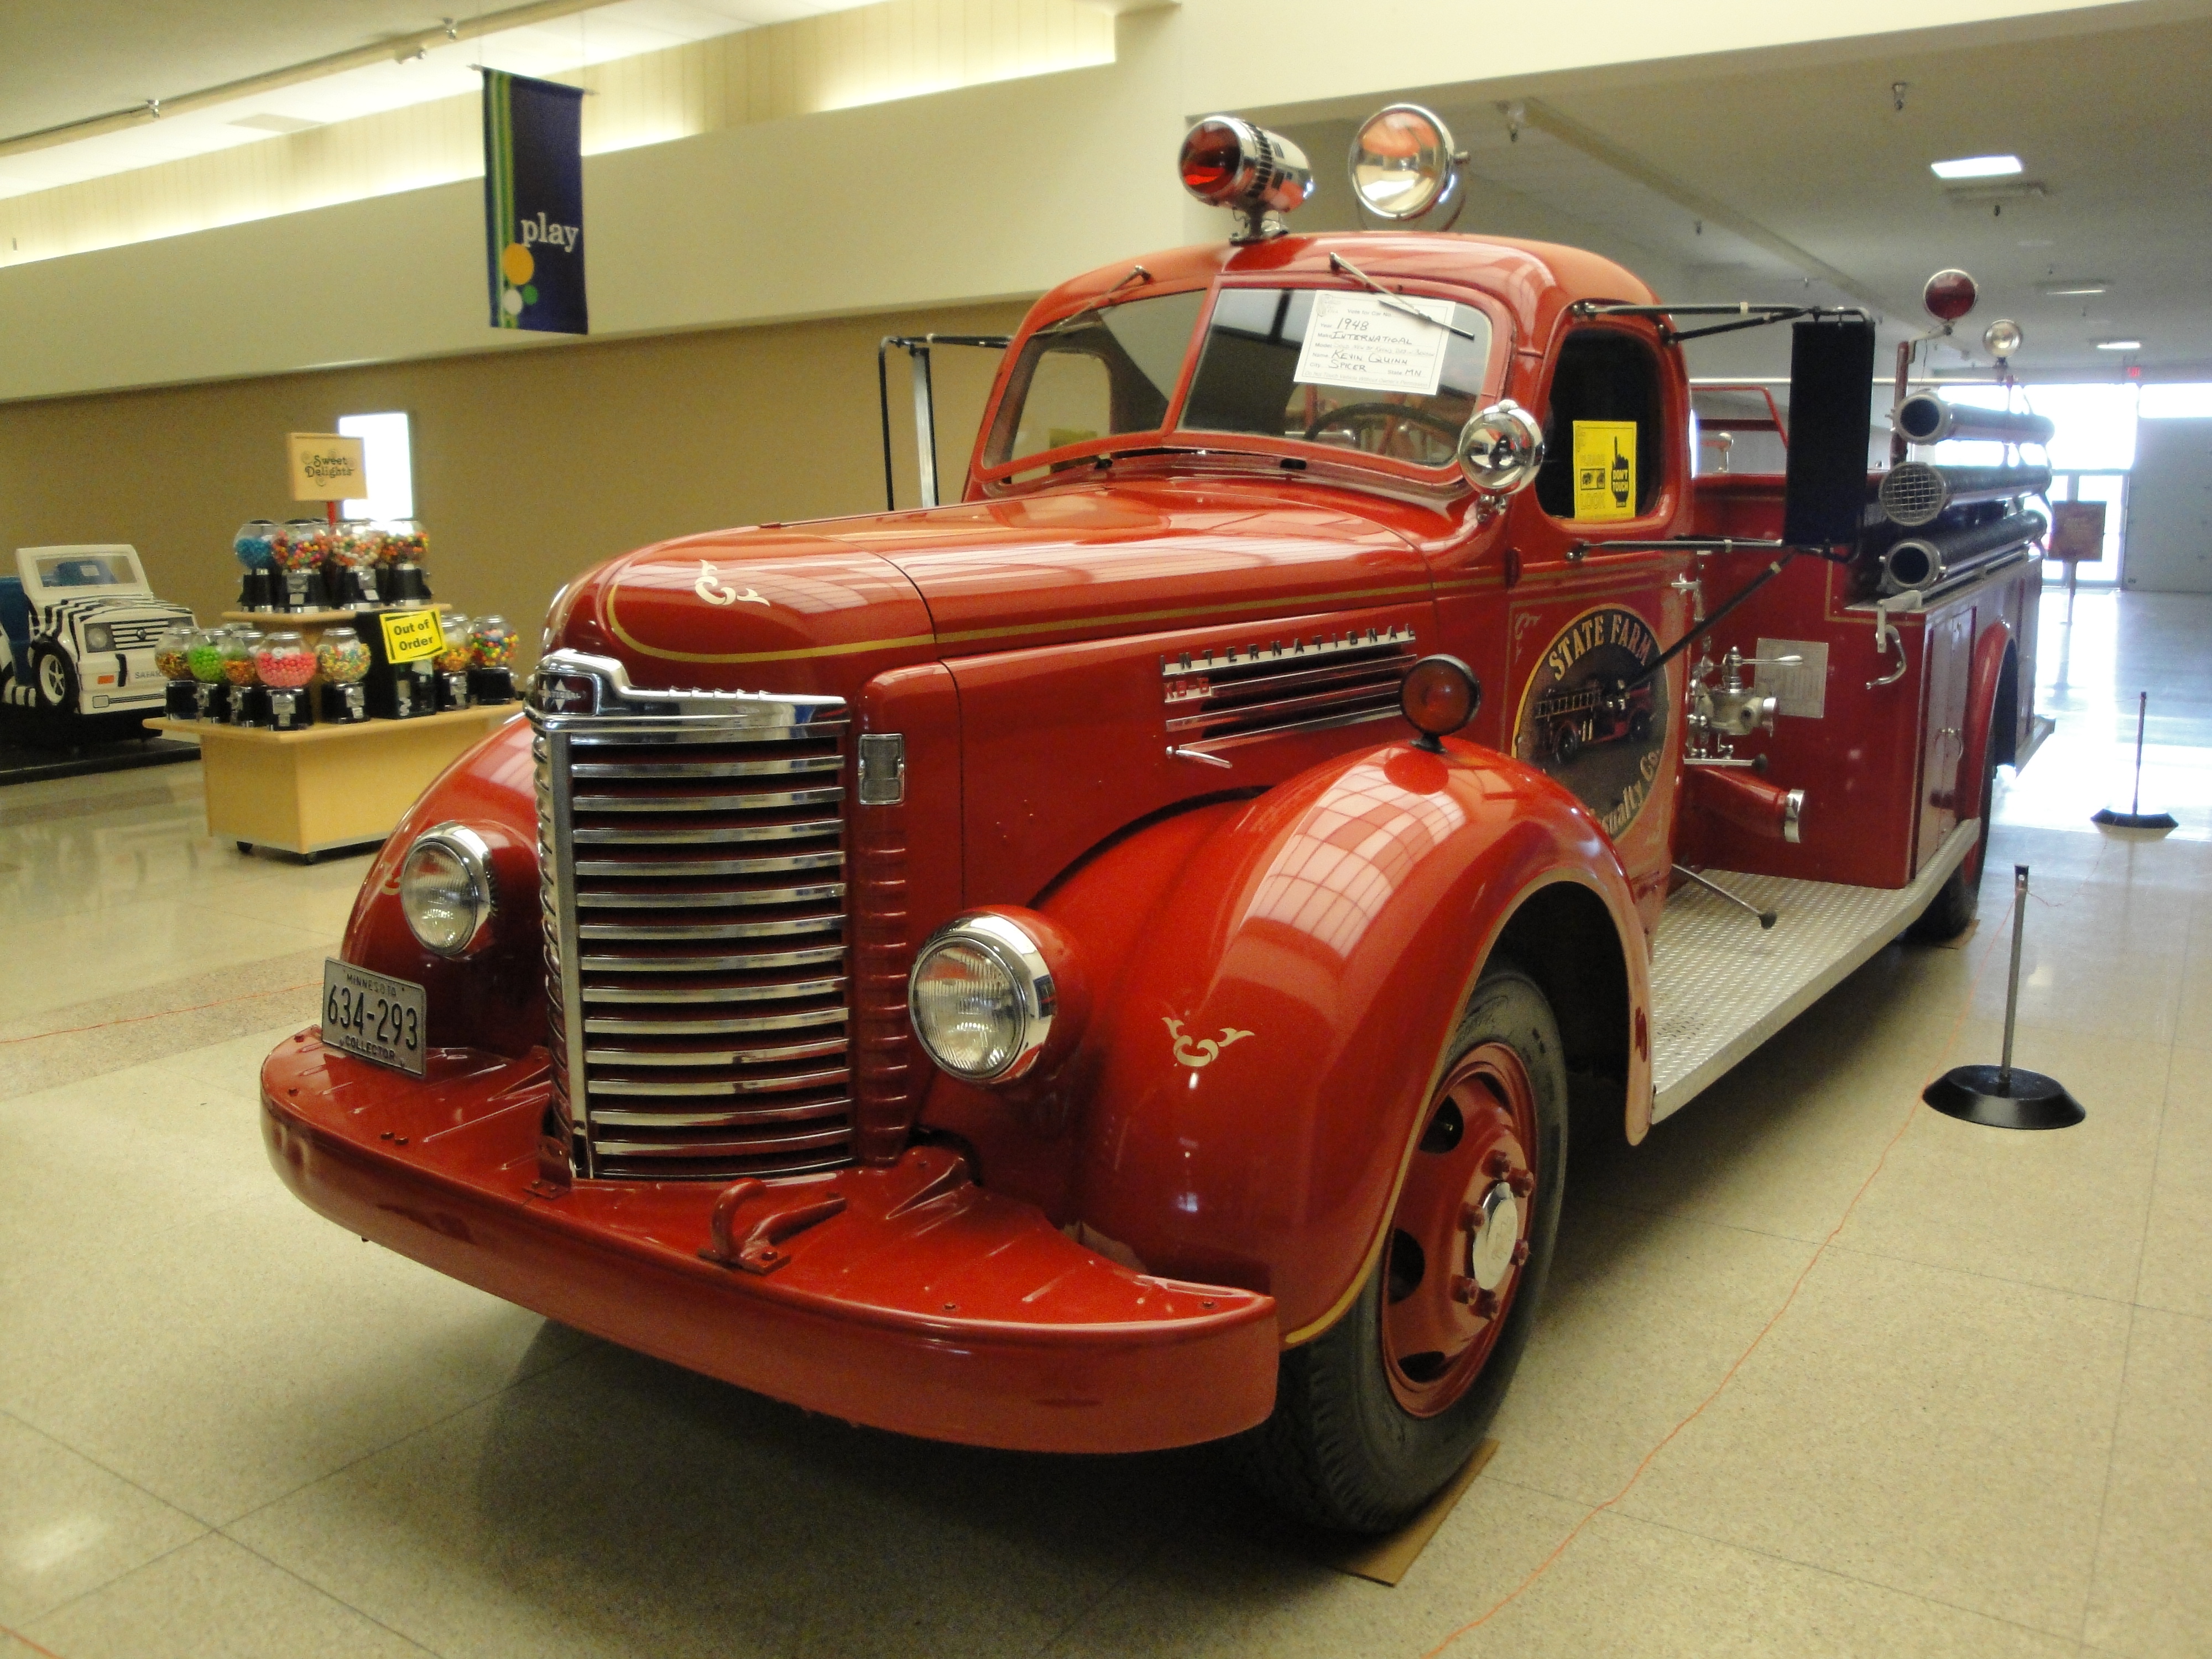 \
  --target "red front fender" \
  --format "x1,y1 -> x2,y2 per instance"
341,713 -> 544,1056
1055,737 -> 1650,1341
